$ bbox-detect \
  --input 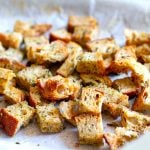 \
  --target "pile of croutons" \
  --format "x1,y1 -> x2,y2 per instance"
0,16 -> 150,150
